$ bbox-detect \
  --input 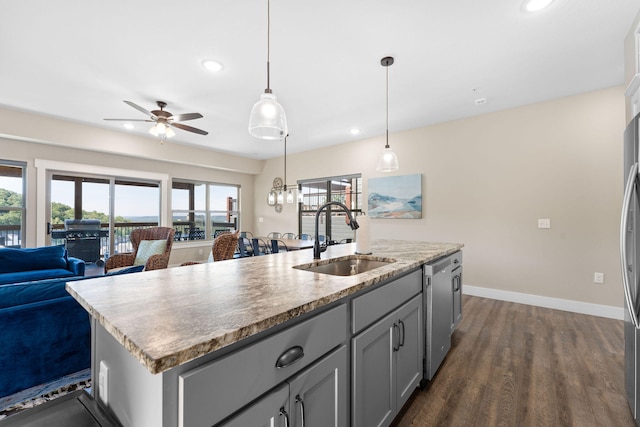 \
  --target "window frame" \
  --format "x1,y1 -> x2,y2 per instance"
298,174 -> 362,242
171,179 -> 240,242
0,160 -> 26,248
